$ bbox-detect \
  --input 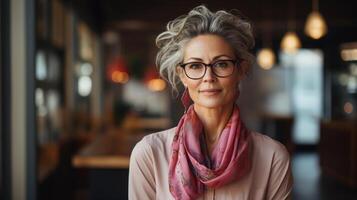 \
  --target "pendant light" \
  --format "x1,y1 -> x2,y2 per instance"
281,0 -> 301,54
257,21 -> 276,70
281,31 -> 301,54
304,0 -> 327,39
257,48 -> 276,70
257,1 -> 276,70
